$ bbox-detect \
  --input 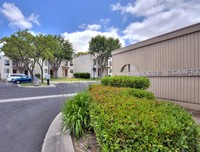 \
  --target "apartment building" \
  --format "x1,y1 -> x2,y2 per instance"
74,54 -> 112,78
0,52 -> 112,79
49,60 -> 74,78
0,53 -> 12,79
0,53 -> 74,79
